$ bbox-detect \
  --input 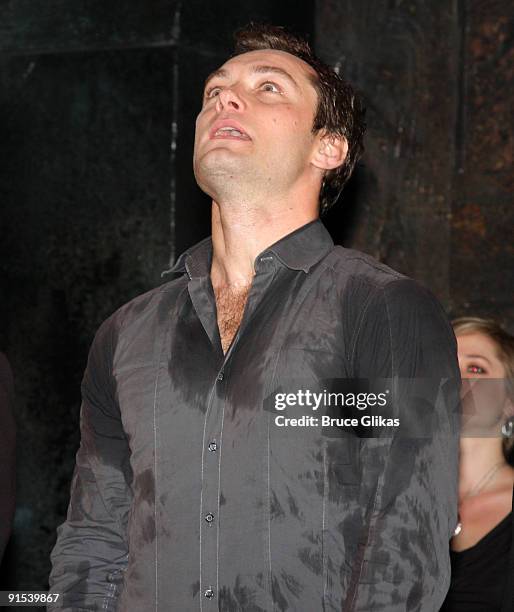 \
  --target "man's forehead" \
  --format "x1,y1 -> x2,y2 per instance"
209,49 -> 316,82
